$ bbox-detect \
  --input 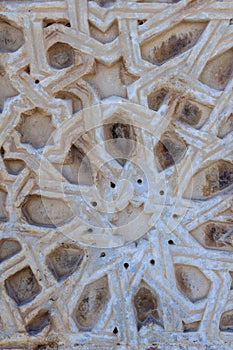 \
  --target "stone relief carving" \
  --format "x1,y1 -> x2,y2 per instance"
0,0 -> 233,349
